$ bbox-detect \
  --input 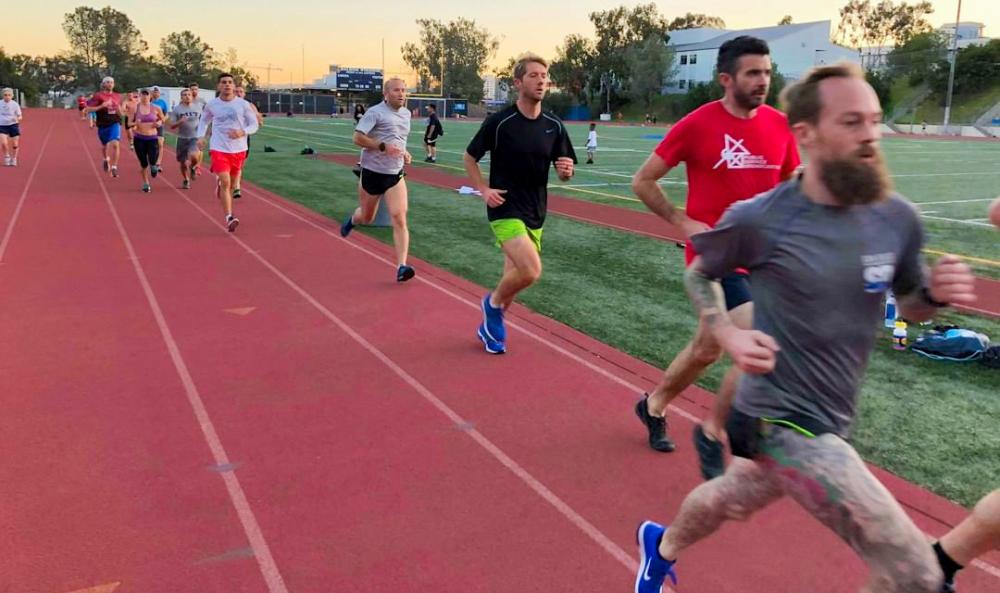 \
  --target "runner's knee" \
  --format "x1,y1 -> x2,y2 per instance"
972,489 -> 1000,535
